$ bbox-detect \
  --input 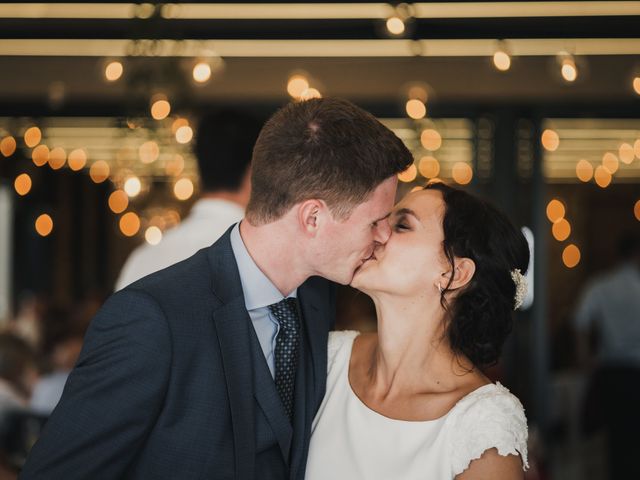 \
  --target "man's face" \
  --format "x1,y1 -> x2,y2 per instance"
314,176 -> 398,285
